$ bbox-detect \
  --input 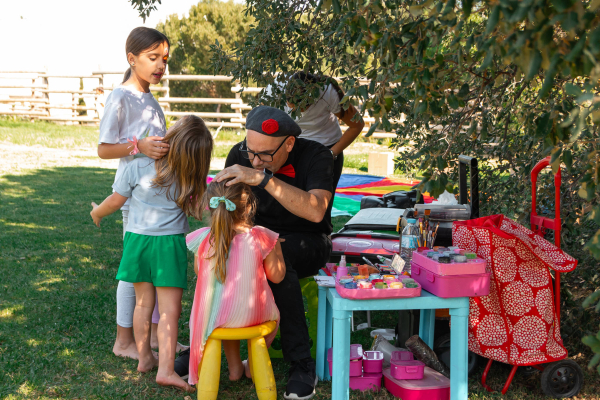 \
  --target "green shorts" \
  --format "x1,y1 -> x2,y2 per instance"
117,232 -> 188,289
